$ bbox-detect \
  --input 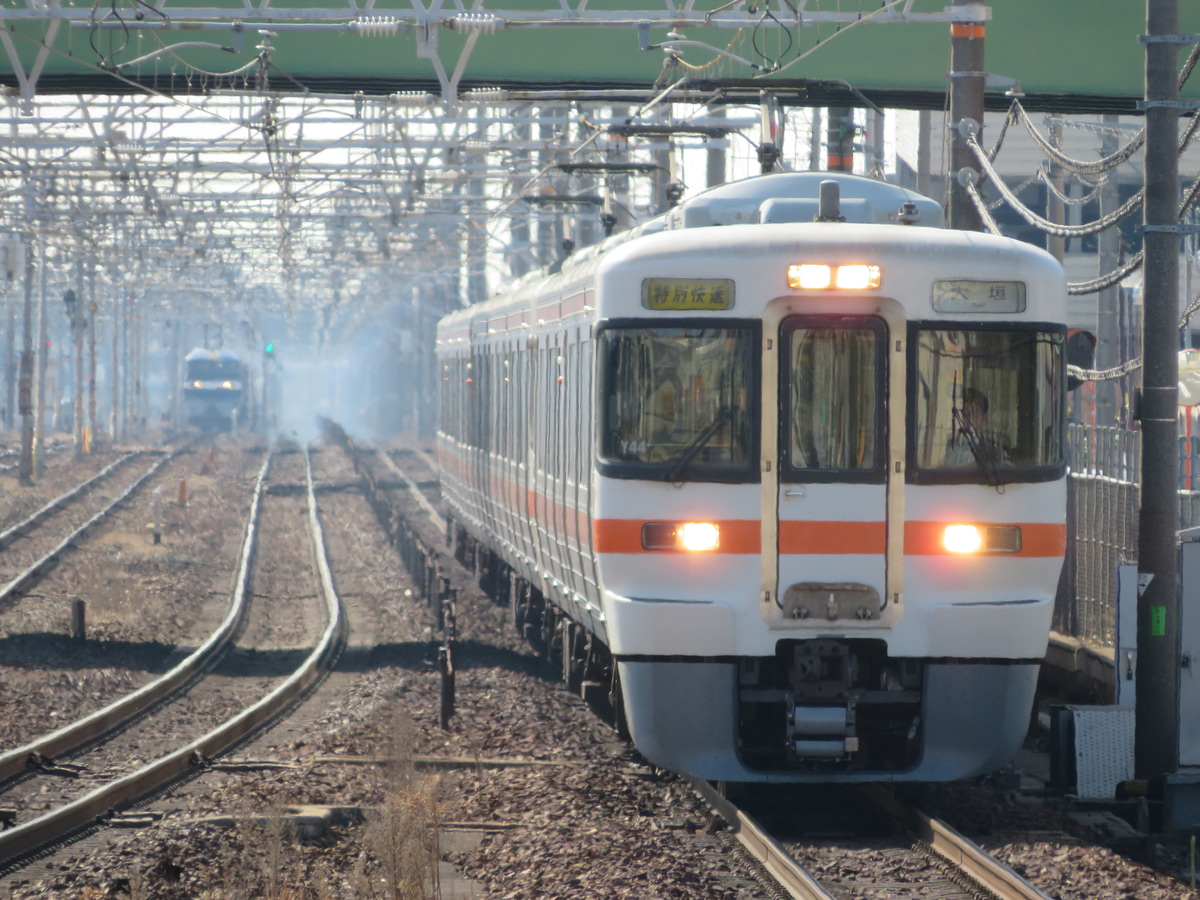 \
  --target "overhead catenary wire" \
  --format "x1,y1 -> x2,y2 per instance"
963,125 -> 1145,239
